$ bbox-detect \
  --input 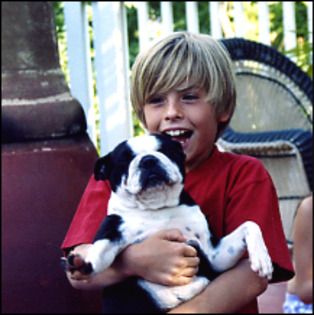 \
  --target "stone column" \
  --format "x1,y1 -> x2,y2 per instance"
2,2 -> 101,312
